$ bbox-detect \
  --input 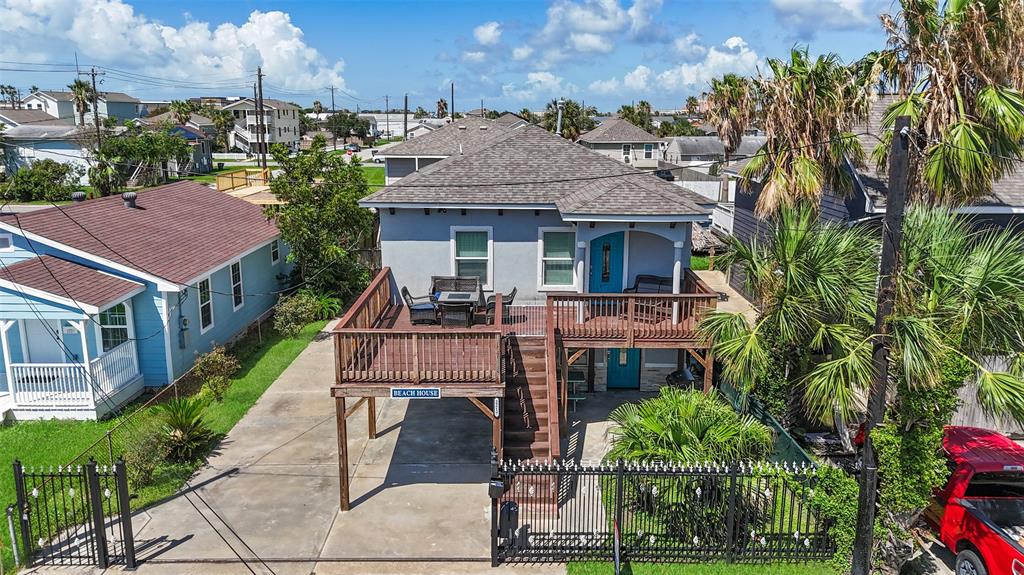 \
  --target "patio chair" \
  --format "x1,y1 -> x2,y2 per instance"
401,286 -> 438,325
485,287 -> 517,324
430,275 -> 480,295
438,302 -> 473,327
